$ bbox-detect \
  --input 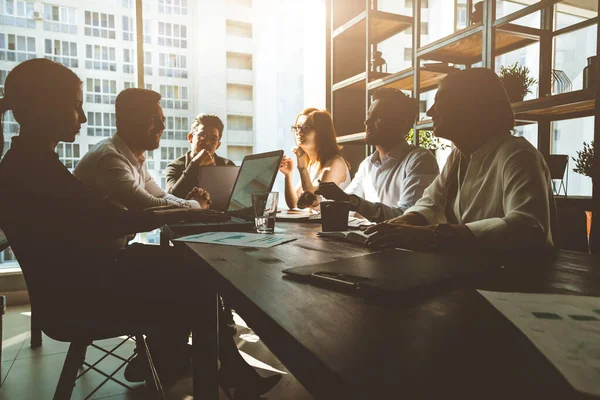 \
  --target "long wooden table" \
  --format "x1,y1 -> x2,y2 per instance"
181,223 -> 600,399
